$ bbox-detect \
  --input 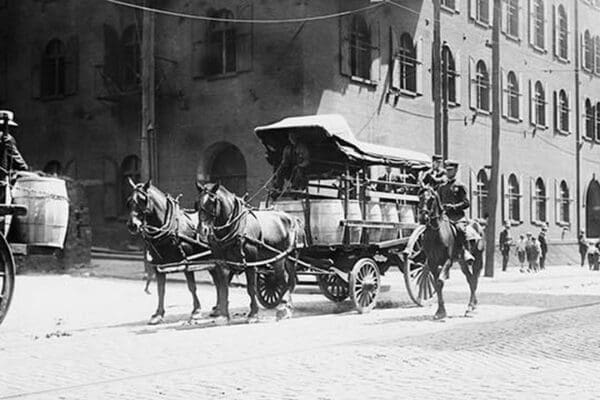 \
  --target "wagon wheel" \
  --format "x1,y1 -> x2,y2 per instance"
349,258 -> 381,314
0,233 -> 16,326
318,273 -> 349,302
256,271 -> 286,309
403,225 -> 436,306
